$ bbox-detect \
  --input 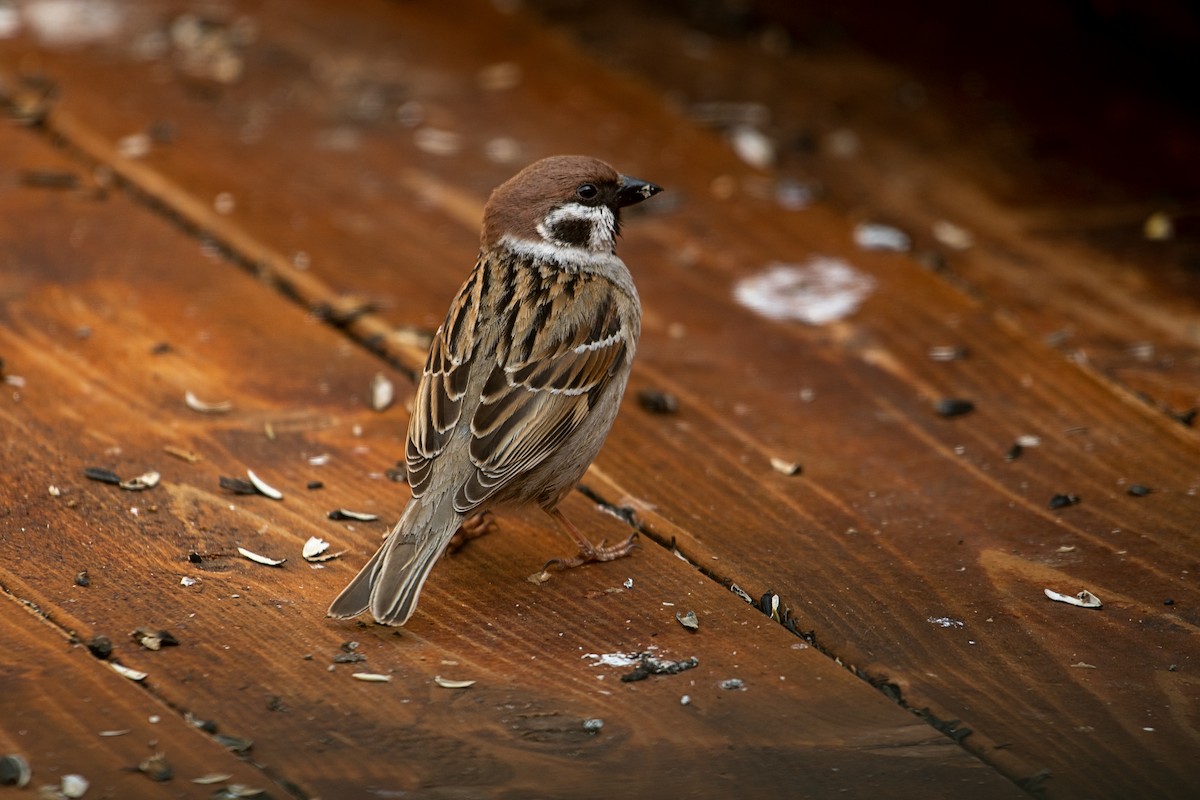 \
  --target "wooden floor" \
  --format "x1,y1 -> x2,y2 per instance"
1,1 -> 1197,798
